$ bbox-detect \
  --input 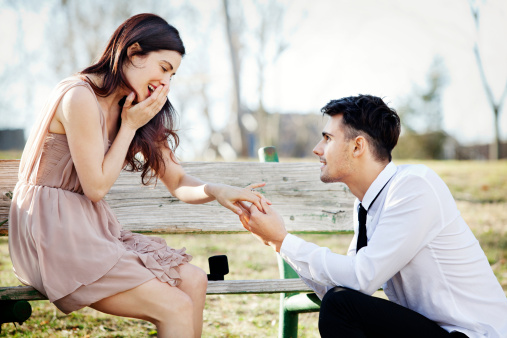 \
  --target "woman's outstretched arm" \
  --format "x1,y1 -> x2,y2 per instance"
158,145 -> 266,215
